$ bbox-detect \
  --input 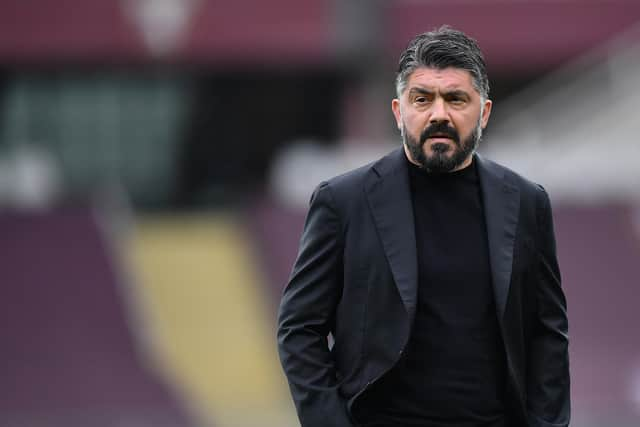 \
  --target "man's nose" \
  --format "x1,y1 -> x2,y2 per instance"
429,98 -> 449,123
